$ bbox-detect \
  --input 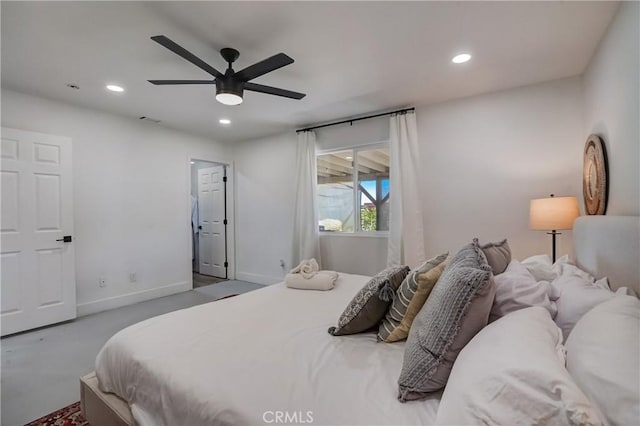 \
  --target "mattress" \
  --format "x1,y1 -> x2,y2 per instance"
96,273 -> 441,425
